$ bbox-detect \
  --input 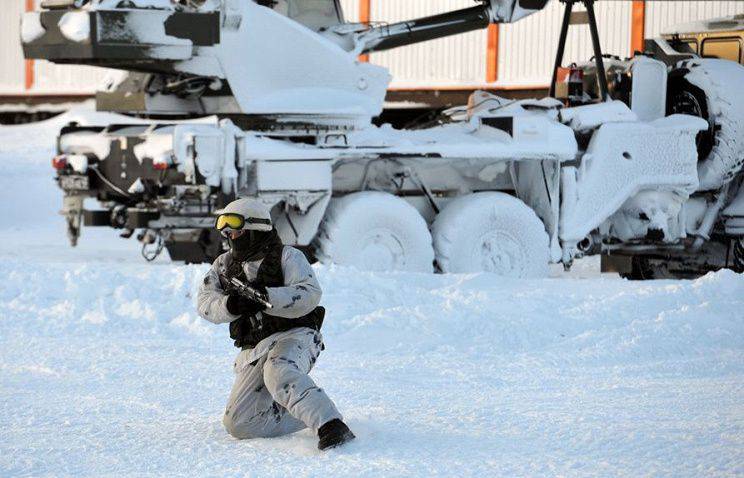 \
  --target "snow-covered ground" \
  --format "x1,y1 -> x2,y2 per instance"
1,113 -> 743,477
